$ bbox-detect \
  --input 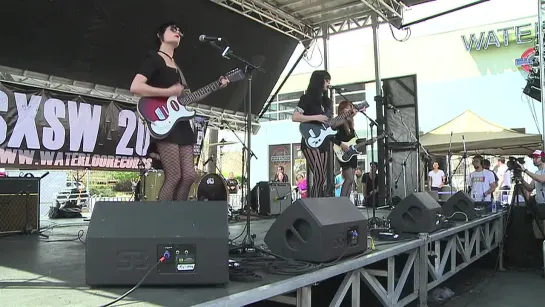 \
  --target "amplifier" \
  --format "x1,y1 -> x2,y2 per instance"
86,200 -> 229,286
0,177 -> 41,234
251,181 -> 292,215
